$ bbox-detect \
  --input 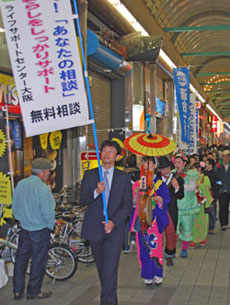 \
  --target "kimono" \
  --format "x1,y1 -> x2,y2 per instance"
177,169 -> 200,241
192,174 -> 213,243
130,175 -> 170,280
